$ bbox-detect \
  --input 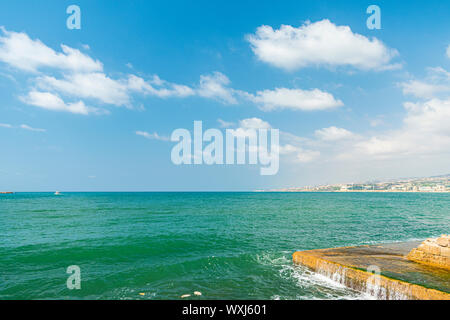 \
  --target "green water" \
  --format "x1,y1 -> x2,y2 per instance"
1,192 -> 449,300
